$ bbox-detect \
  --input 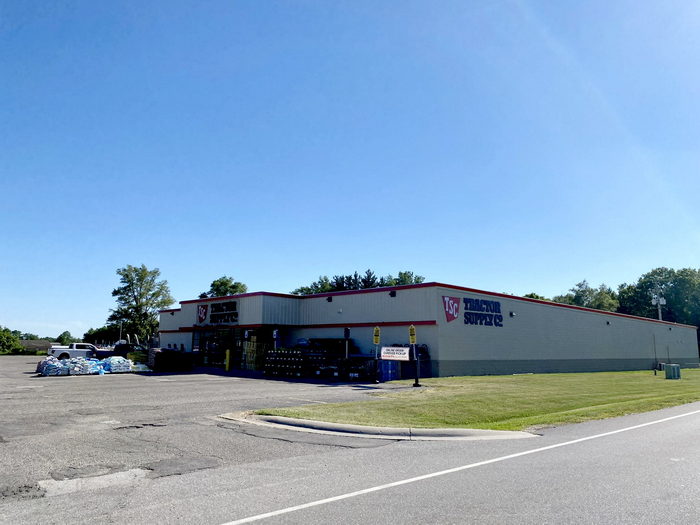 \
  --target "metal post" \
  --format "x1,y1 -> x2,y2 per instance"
374,344 -> 379,383
413,344 -> 421,387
